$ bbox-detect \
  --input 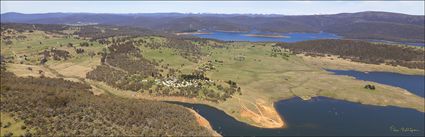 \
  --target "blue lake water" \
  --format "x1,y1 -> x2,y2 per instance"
193,31 -> 341,42
327,70 -> 425,97
193,31 -> 425,47
170,70 -> 425,136
172,96 -> 424,136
